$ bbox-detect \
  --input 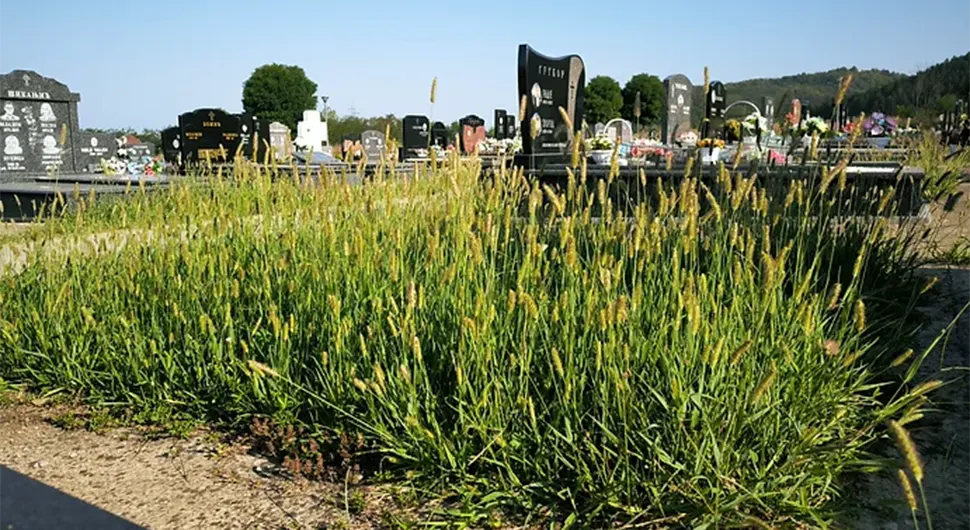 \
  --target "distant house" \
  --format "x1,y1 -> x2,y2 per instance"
123,134 -> 141,145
